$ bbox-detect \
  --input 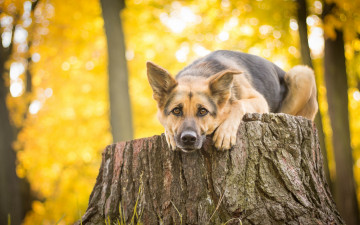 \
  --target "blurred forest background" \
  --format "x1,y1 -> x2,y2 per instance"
1,0 -> 360,224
